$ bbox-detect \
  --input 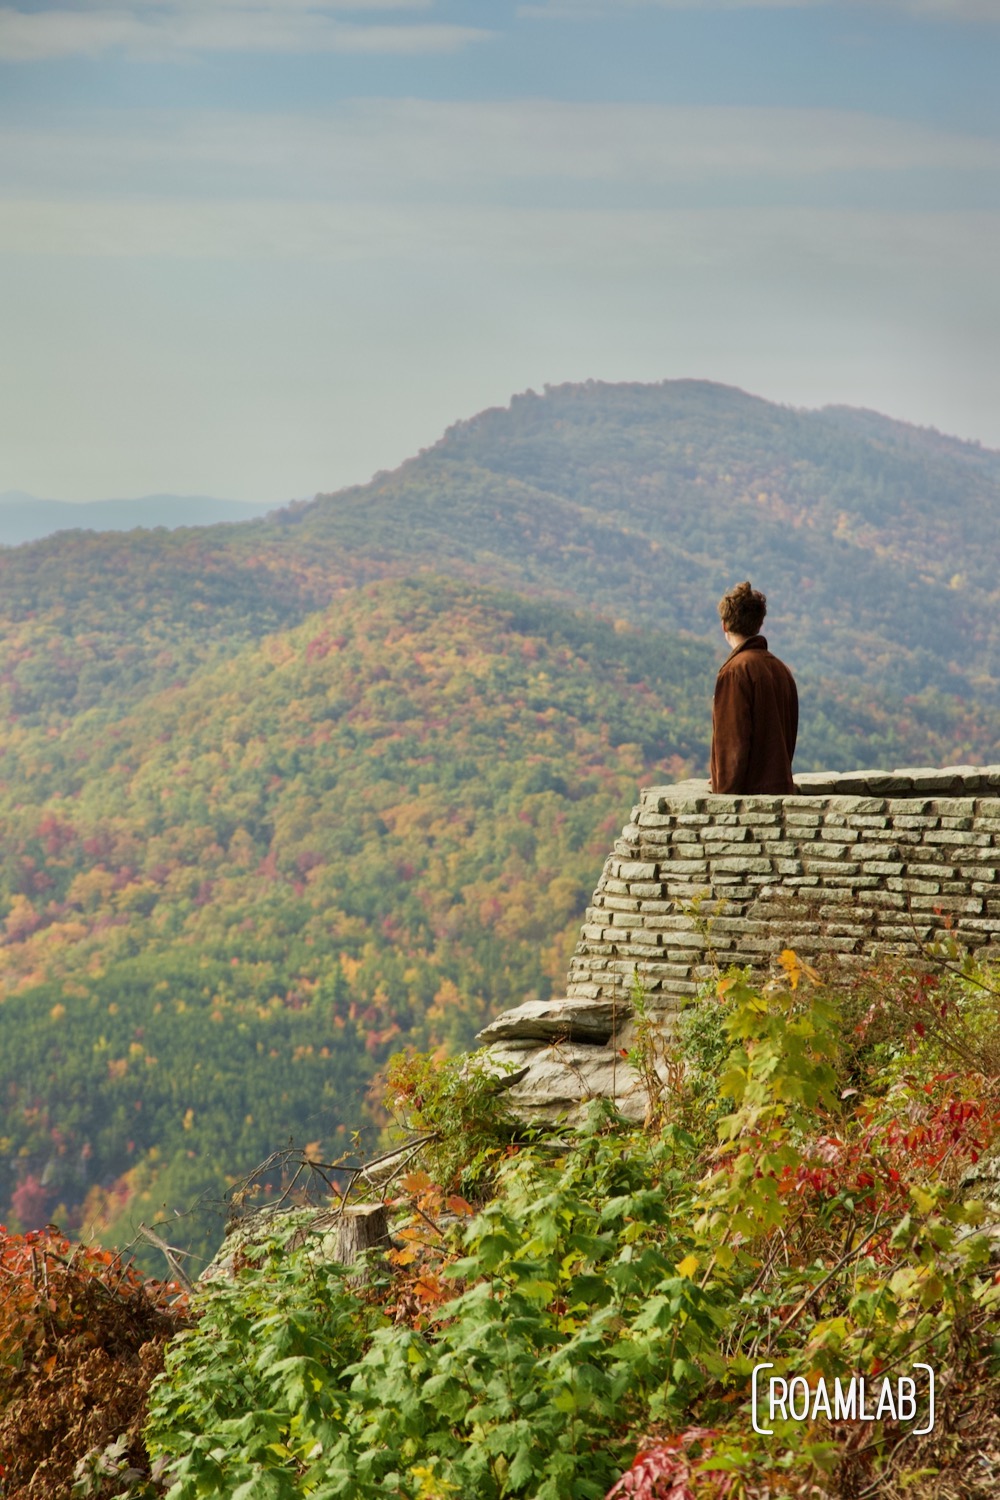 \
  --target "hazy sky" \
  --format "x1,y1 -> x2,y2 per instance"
1,0 -> 998,504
